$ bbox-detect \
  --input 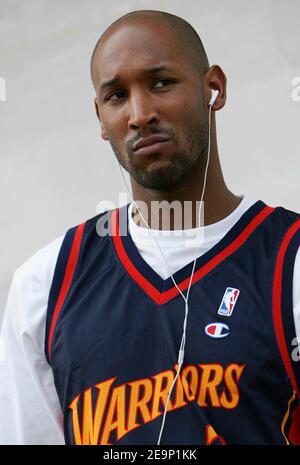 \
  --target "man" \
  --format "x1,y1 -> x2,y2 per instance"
1,9 -> 300,445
